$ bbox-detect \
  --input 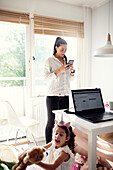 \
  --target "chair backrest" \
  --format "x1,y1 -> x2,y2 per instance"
0,100 -> 25,128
